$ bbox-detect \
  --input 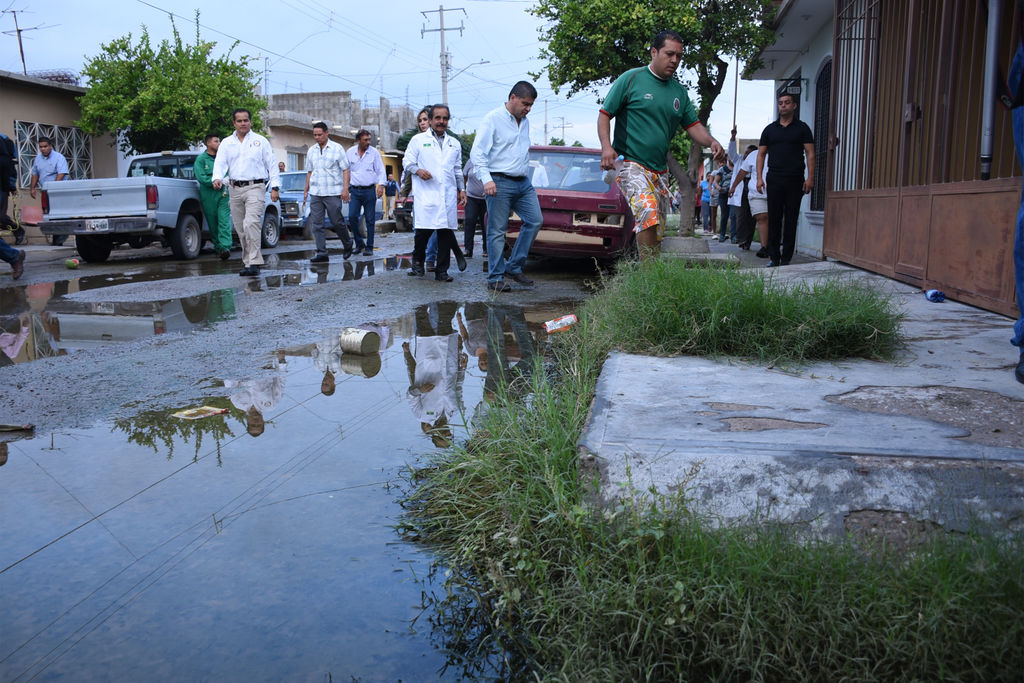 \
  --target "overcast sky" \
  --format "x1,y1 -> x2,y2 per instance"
1,0 -> 776,147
